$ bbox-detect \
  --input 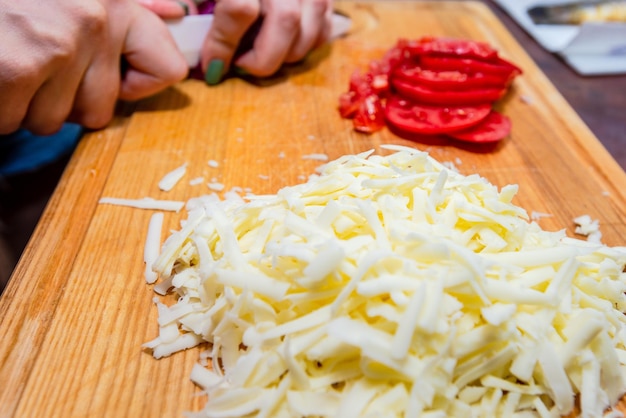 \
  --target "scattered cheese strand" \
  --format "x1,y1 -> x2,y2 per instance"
159,163 -> 188,192
574,214 -> 603,244
144,213 -> 164,284
301,153 -> 329,162
146,146 -> 626,417
99,197 -> 185,212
